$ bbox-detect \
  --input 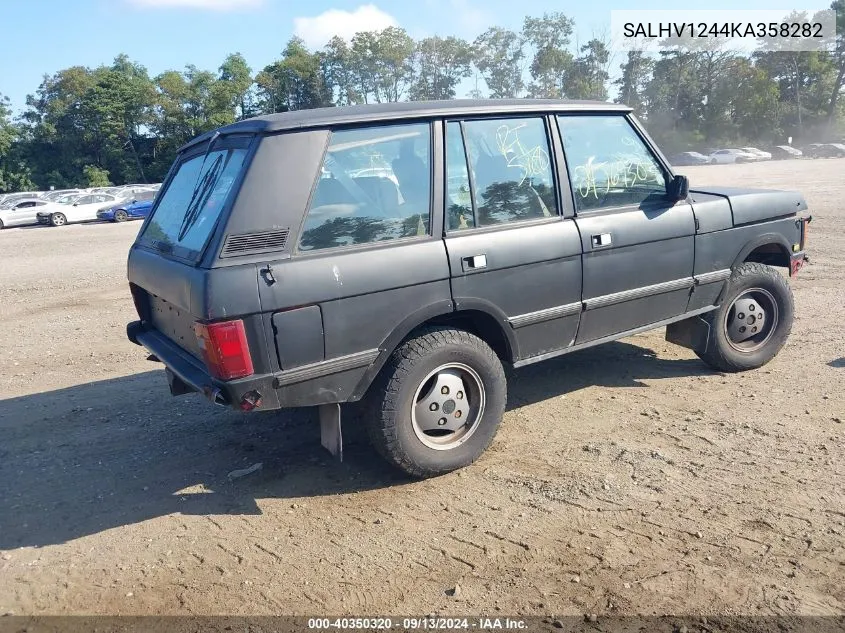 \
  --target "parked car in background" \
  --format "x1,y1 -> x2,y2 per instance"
802,143 -> 845,158
670,151 -> 709,165
0,192 -> 44,207
740,147 -> 772,161
770,145 -> 803,160
97,189 -> 157,222
0,198 -> 52,229
708,148 -> 758,164
40,189 -> 84,202
36,193 -> 119,226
